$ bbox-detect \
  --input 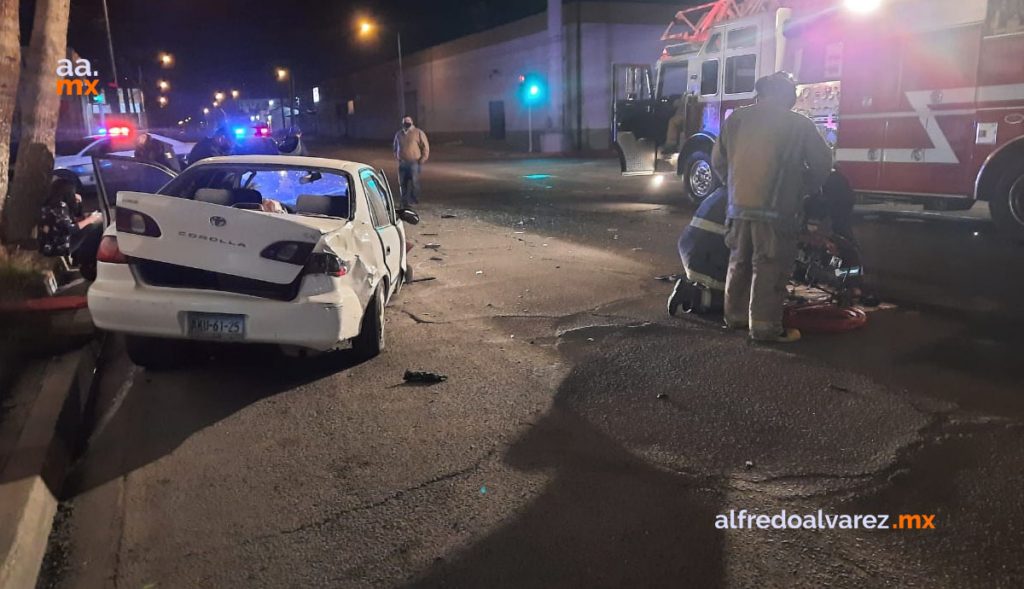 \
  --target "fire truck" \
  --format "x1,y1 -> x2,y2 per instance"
612,0 -> 1024,238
